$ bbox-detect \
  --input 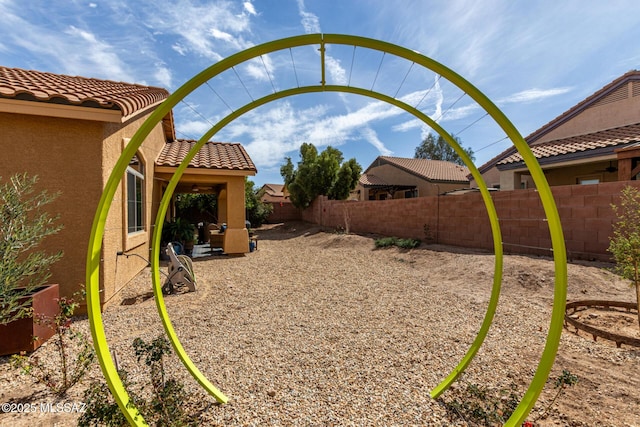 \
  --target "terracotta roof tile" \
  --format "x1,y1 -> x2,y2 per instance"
156,139 -> 257,171
358,173 -> 389,186
525,70 -> 640,144
370,156 -> 470,182
261,183 -> 285,196
497,122 -> 640,165
0,66 -> 169,117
